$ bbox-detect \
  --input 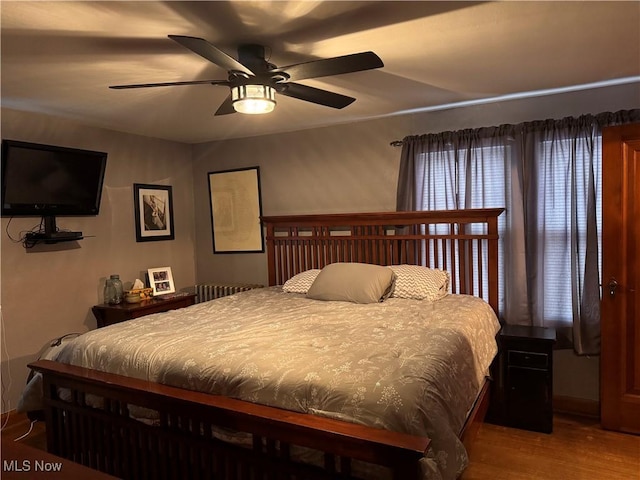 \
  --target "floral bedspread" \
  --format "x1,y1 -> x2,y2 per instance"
55,287 -> 500,479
